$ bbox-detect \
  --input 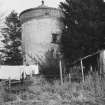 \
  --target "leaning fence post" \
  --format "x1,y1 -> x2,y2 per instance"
81,60 -> 84,83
